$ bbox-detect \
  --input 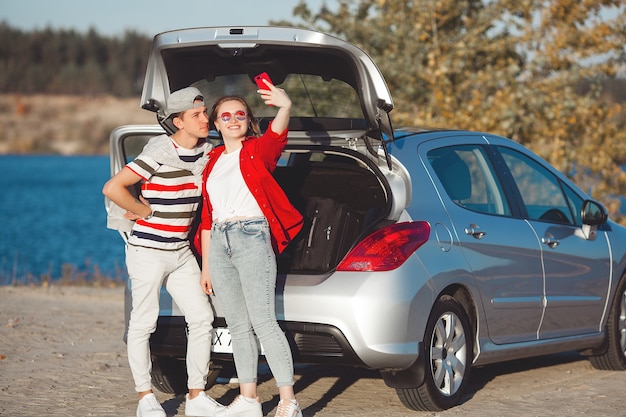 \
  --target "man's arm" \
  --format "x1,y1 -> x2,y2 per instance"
102,167 -> 152,219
